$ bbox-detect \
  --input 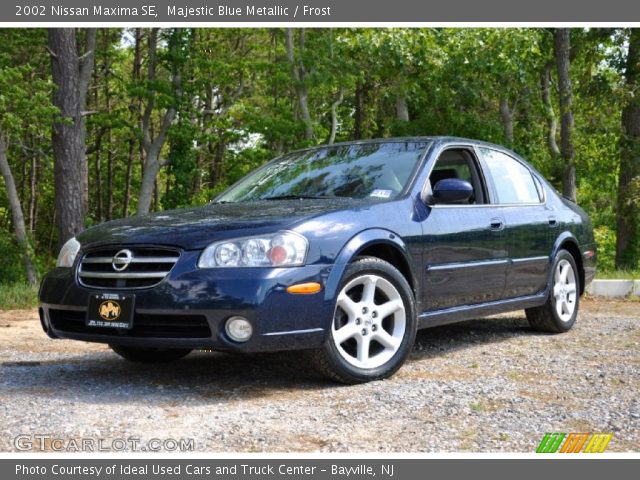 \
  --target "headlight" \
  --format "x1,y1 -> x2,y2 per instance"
56,237 -> 81,268
198,231 -> 308,268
